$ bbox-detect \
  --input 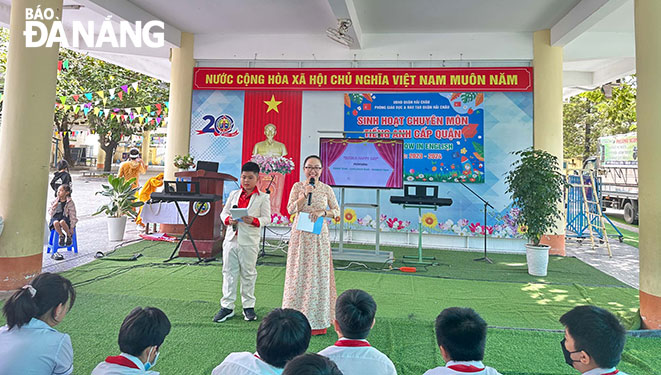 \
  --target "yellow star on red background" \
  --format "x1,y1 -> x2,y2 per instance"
264,95 -> 283,113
